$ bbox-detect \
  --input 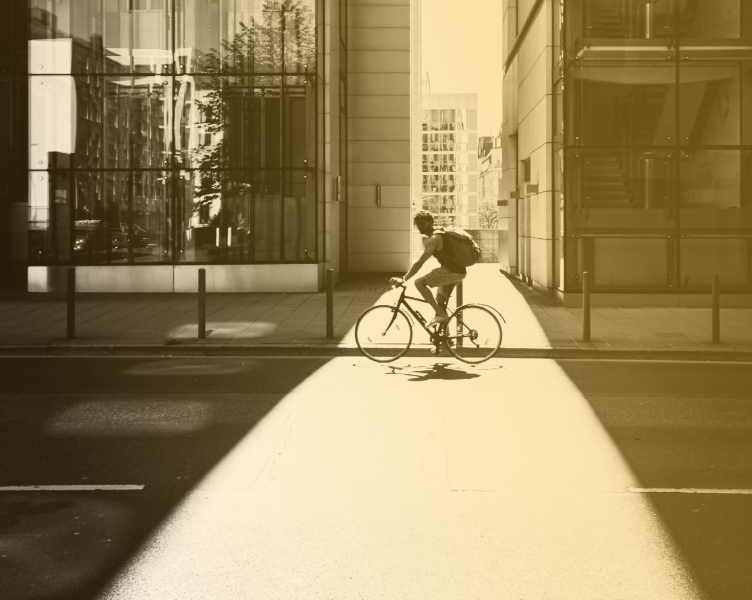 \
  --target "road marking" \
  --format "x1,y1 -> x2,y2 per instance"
0,485 -> 144,491
629,487 -> 752,495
